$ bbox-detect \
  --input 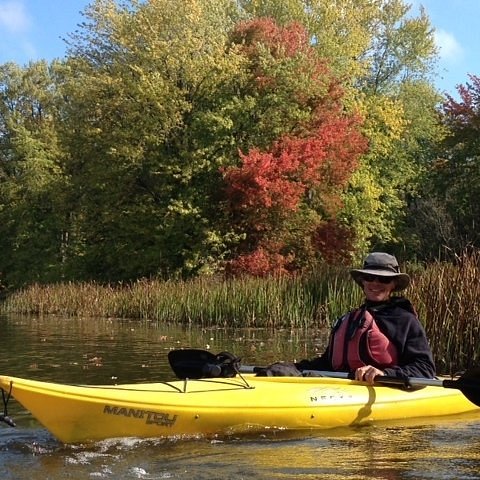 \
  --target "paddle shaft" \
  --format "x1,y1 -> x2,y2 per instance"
239,365 -> 460,389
